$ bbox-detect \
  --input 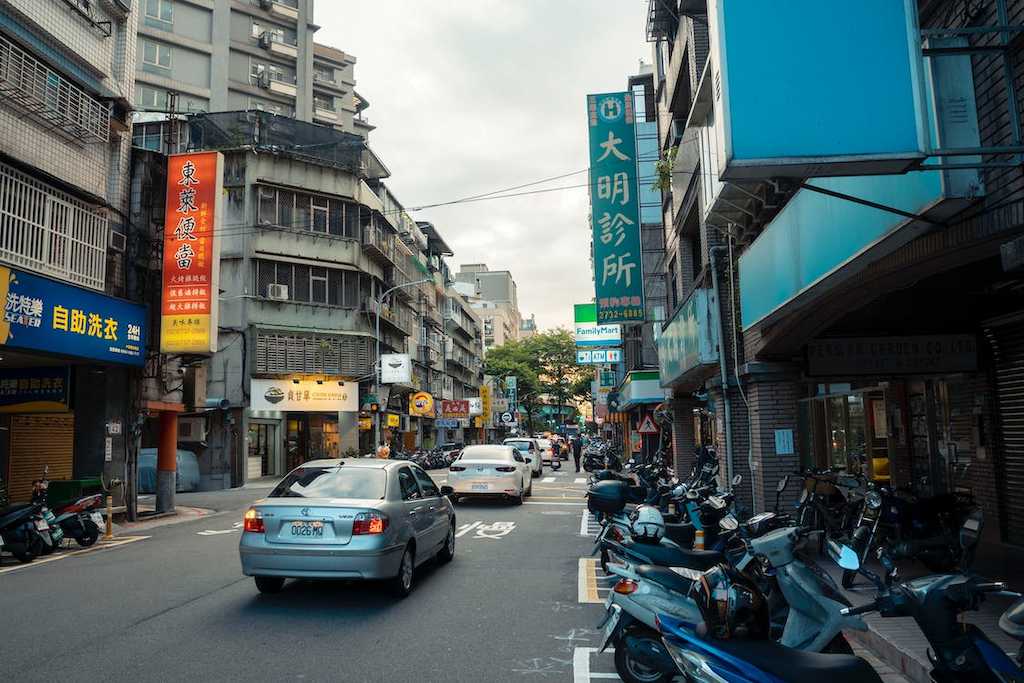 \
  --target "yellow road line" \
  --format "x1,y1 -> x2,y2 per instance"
580,557 -> 602,603
0,535 -> 149,575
